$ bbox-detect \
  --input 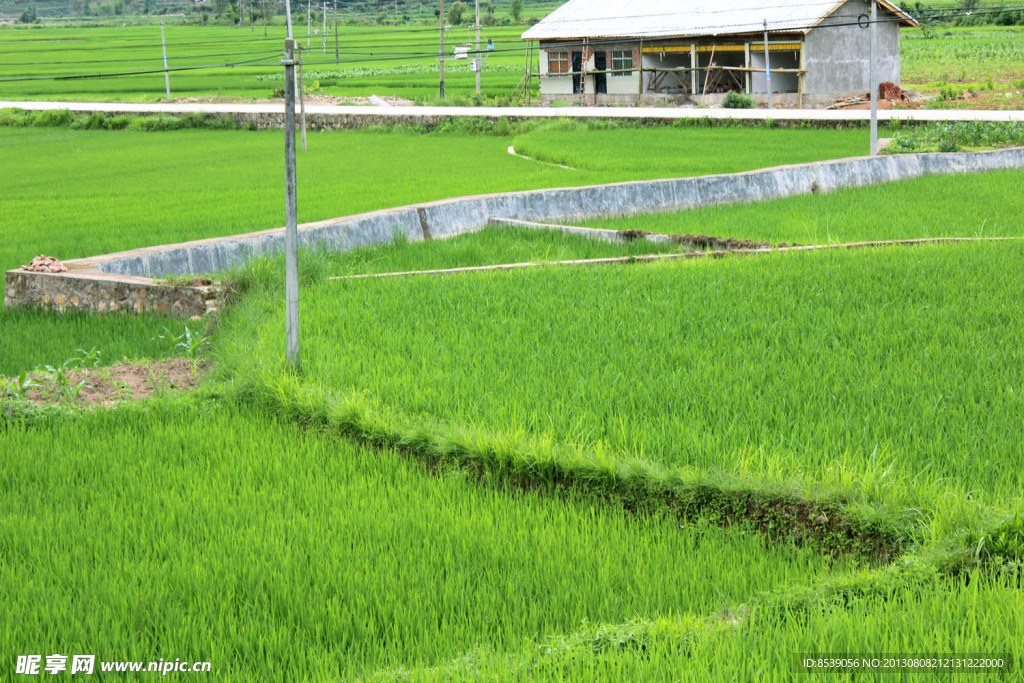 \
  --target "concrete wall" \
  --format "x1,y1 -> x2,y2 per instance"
82,148 -> 1024,279
804,0 -> 902,94
750,50 -> 801,94
7,148 -> 1022,316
